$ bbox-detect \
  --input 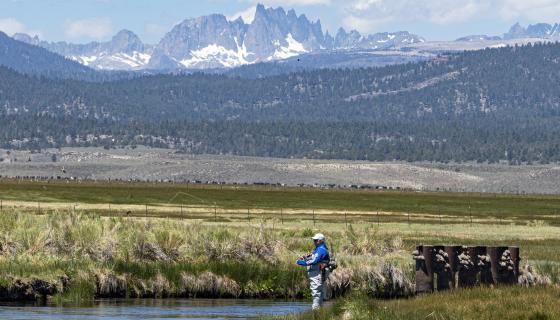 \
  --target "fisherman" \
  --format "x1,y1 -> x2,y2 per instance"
296,233 -> 331,310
